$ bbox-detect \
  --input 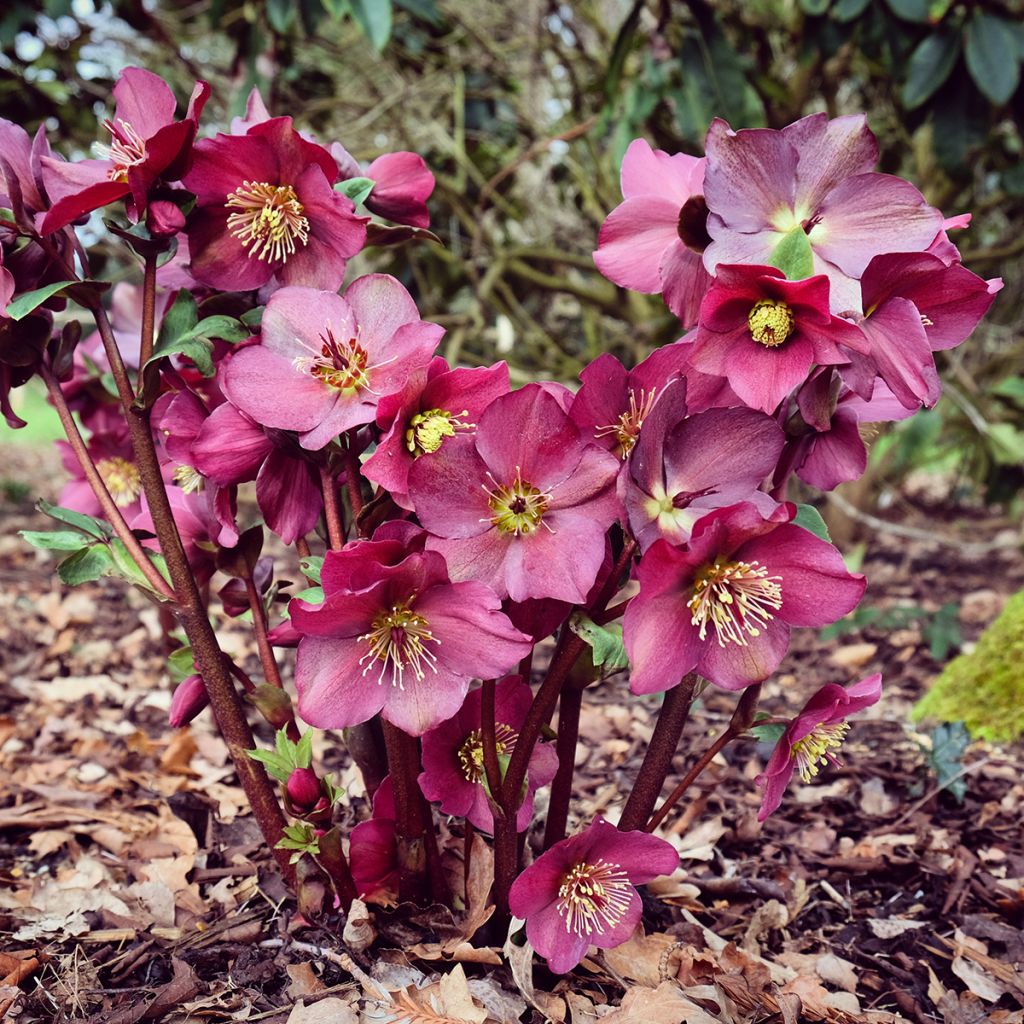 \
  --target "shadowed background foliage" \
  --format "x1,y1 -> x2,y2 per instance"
2,0 -> 1022,503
